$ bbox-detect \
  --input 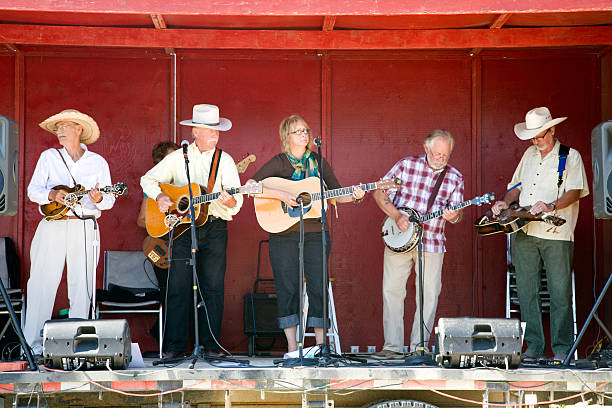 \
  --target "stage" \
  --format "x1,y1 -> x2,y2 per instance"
0,355 -> 610,407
